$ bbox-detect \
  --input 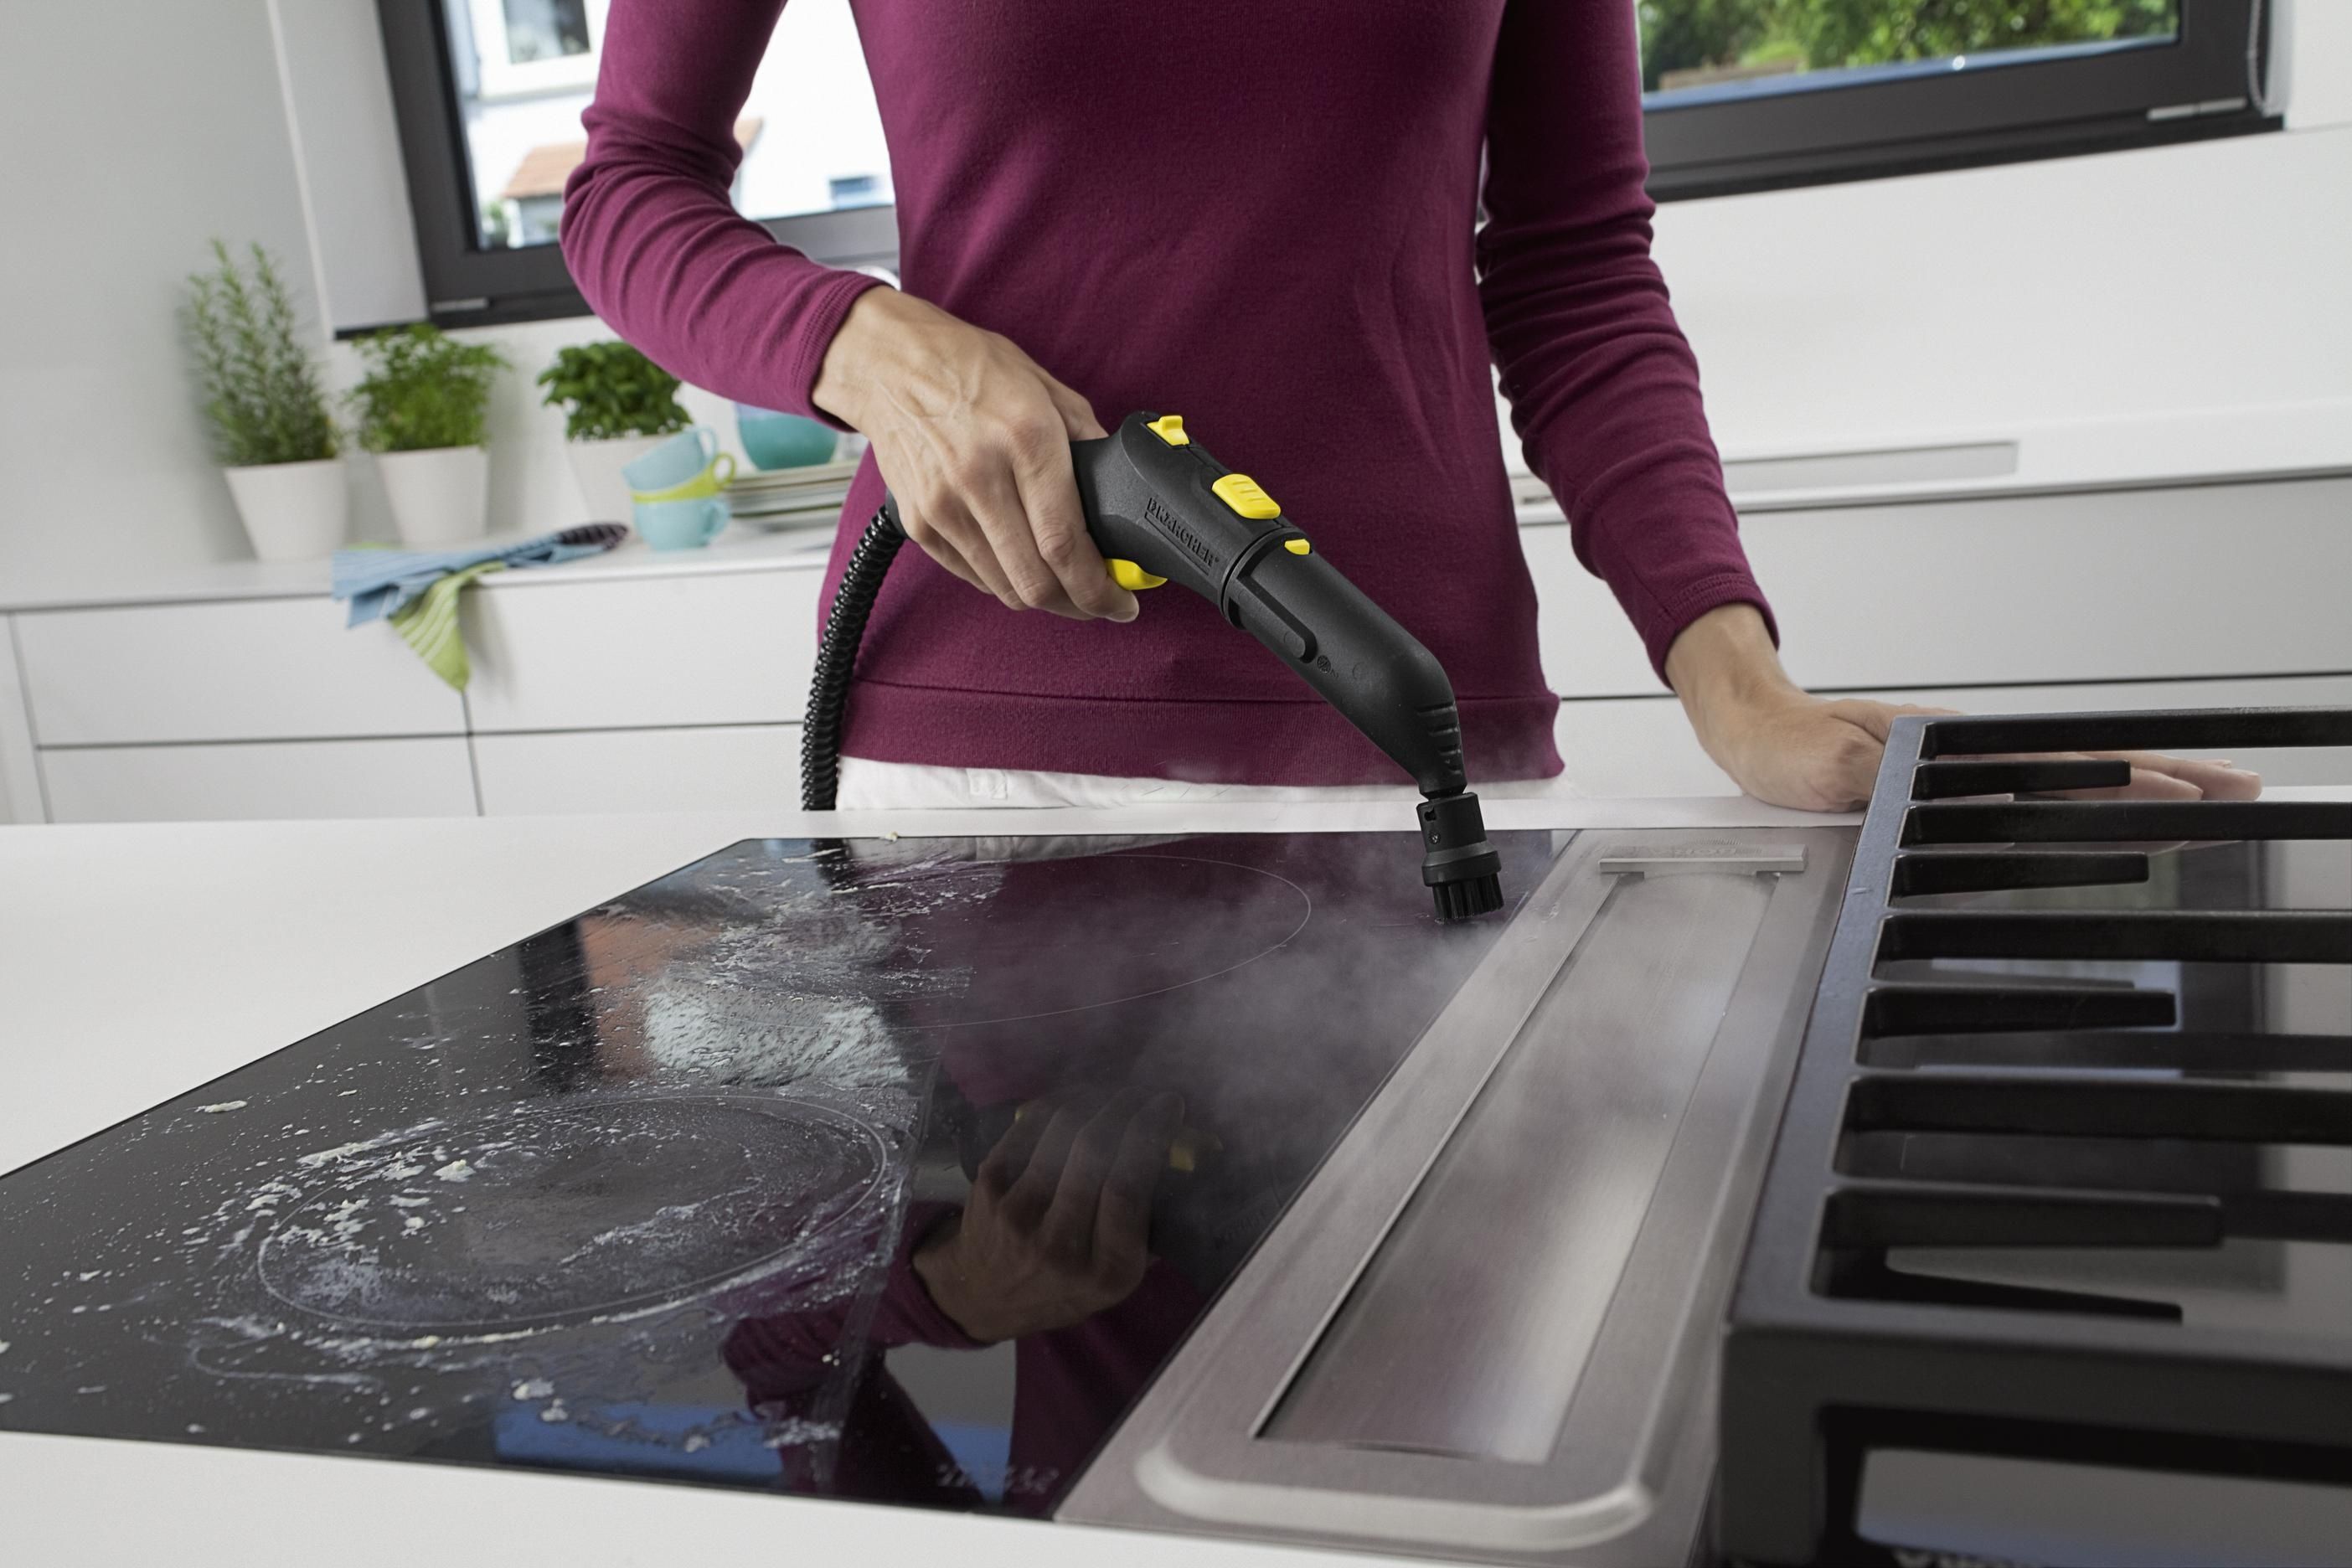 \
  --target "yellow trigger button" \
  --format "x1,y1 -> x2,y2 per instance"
1145,414 -> 1189,446
1106,559 -> 1167,591
1283,538 -> 1311,555
1211,472 -> 1281,519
